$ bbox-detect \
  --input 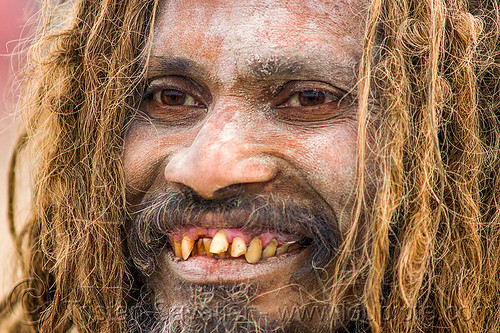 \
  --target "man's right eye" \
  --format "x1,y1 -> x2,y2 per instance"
141,82 -> 207,125
152,89 -> 202,107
